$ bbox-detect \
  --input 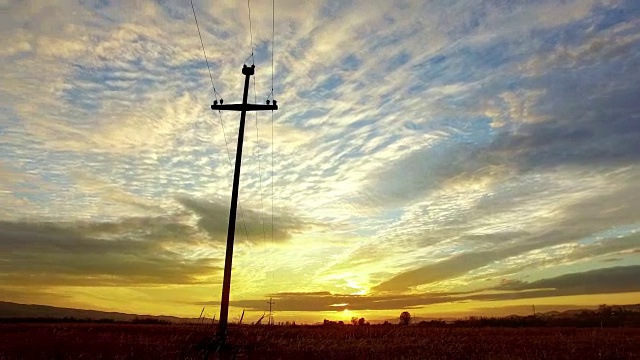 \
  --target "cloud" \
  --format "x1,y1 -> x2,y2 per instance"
176,195 -> 311,243
196,265 -> 640,312
343,3 -> 640,292
366,166 -> 640,292
487,82 -> 640,172
360,139 -> 495,208
486,265 -> 640,298
373,248 -> 517,293
0,218 -> 220,287
349,1 -> 640,212
202,290 -> 463,312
